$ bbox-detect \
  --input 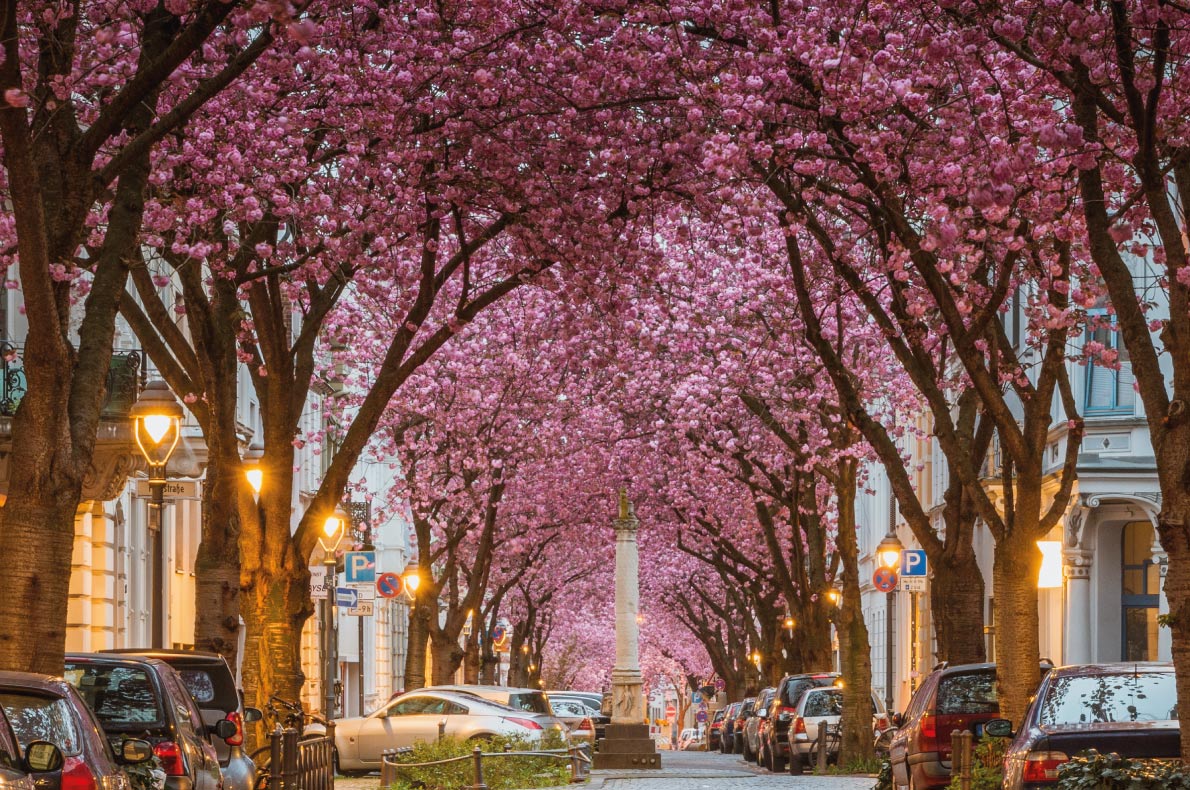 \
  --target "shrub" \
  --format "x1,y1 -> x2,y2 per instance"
1057,750 -> 1190,790
382,733 -> 574,790
872,759 -> 893,790
947,737 -> 1009,790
